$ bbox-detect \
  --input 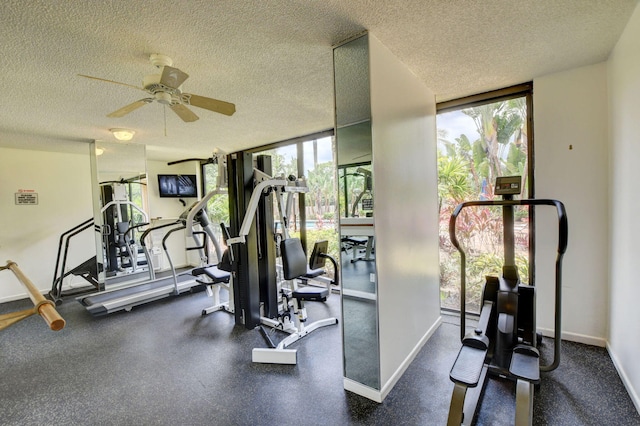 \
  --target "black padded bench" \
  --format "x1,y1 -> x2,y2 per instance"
192,265 -> 231,284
